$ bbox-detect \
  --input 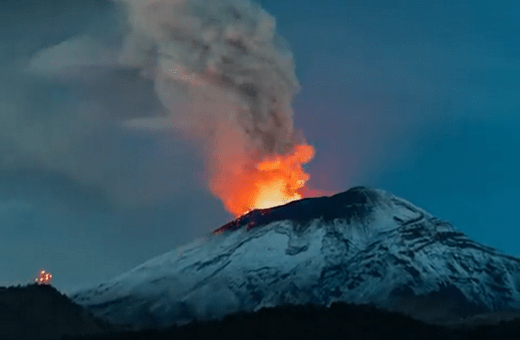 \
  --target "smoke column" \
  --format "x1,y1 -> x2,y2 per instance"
115,0 -> 314,216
